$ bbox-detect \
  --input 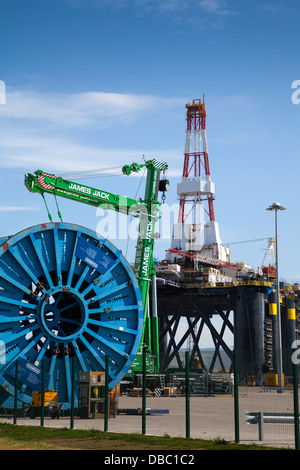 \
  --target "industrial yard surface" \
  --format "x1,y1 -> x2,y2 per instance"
0,388 -> 297,449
